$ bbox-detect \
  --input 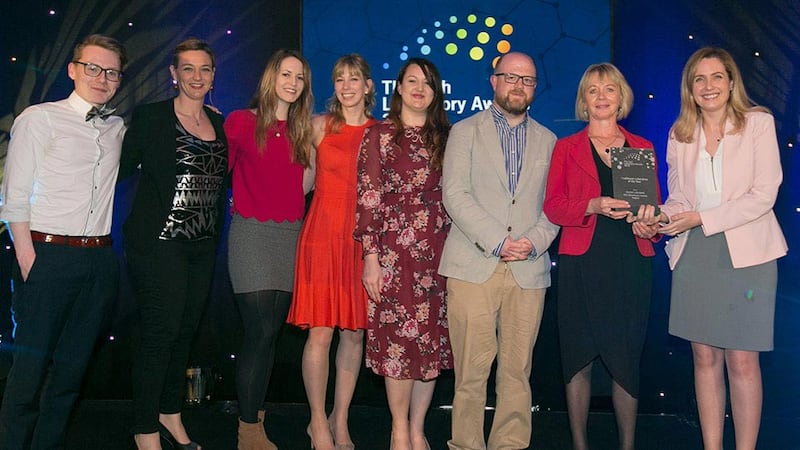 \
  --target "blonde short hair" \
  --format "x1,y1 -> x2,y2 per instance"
574,63 -> 634,121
